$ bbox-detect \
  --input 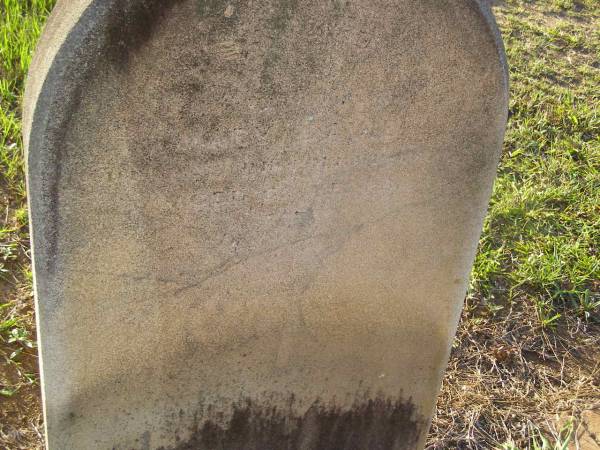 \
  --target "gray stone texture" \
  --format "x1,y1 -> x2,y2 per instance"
24,0 -> 508,449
